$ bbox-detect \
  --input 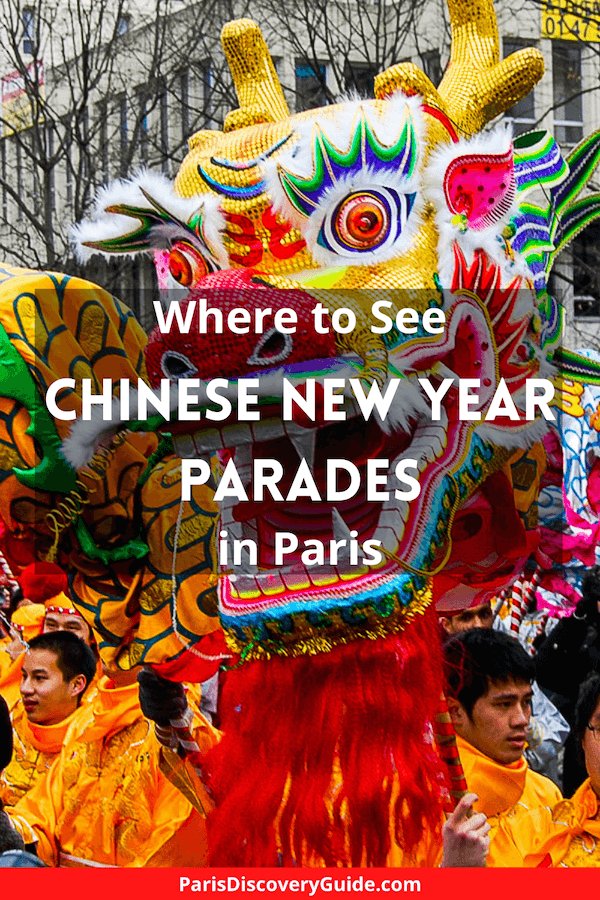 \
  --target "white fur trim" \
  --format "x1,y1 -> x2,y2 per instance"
369,378 -> 430,434
61,406 -> 129,470
476,415 -> 550,450
424,123 -> 533,287
71,169 -> 227,267
262,94 -> 425,266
